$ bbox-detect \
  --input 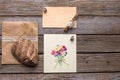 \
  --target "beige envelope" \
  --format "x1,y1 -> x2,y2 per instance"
43,7 -> 77,28
2,21 -> 38,64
